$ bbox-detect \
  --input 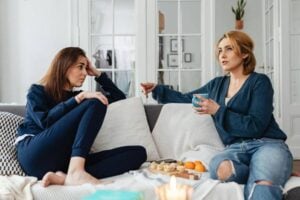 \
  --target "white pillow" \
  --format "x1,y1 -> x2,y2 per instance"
152,104 -> 224,159
92,97 -> 160,161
